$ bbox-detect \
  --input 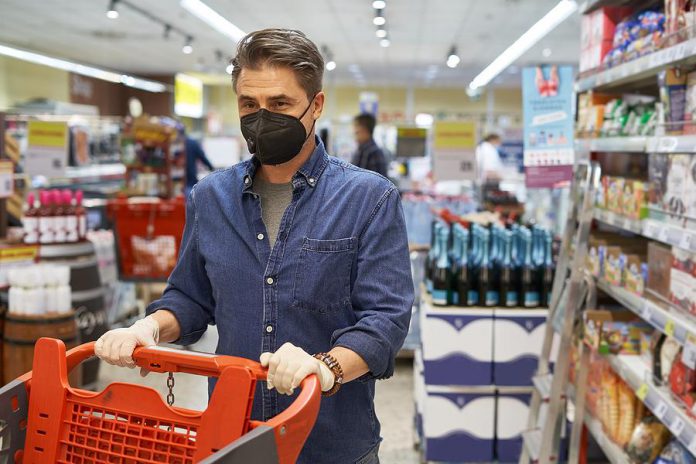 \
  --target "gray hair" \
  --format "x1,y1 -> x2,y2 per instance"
231,28 -> 324,98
